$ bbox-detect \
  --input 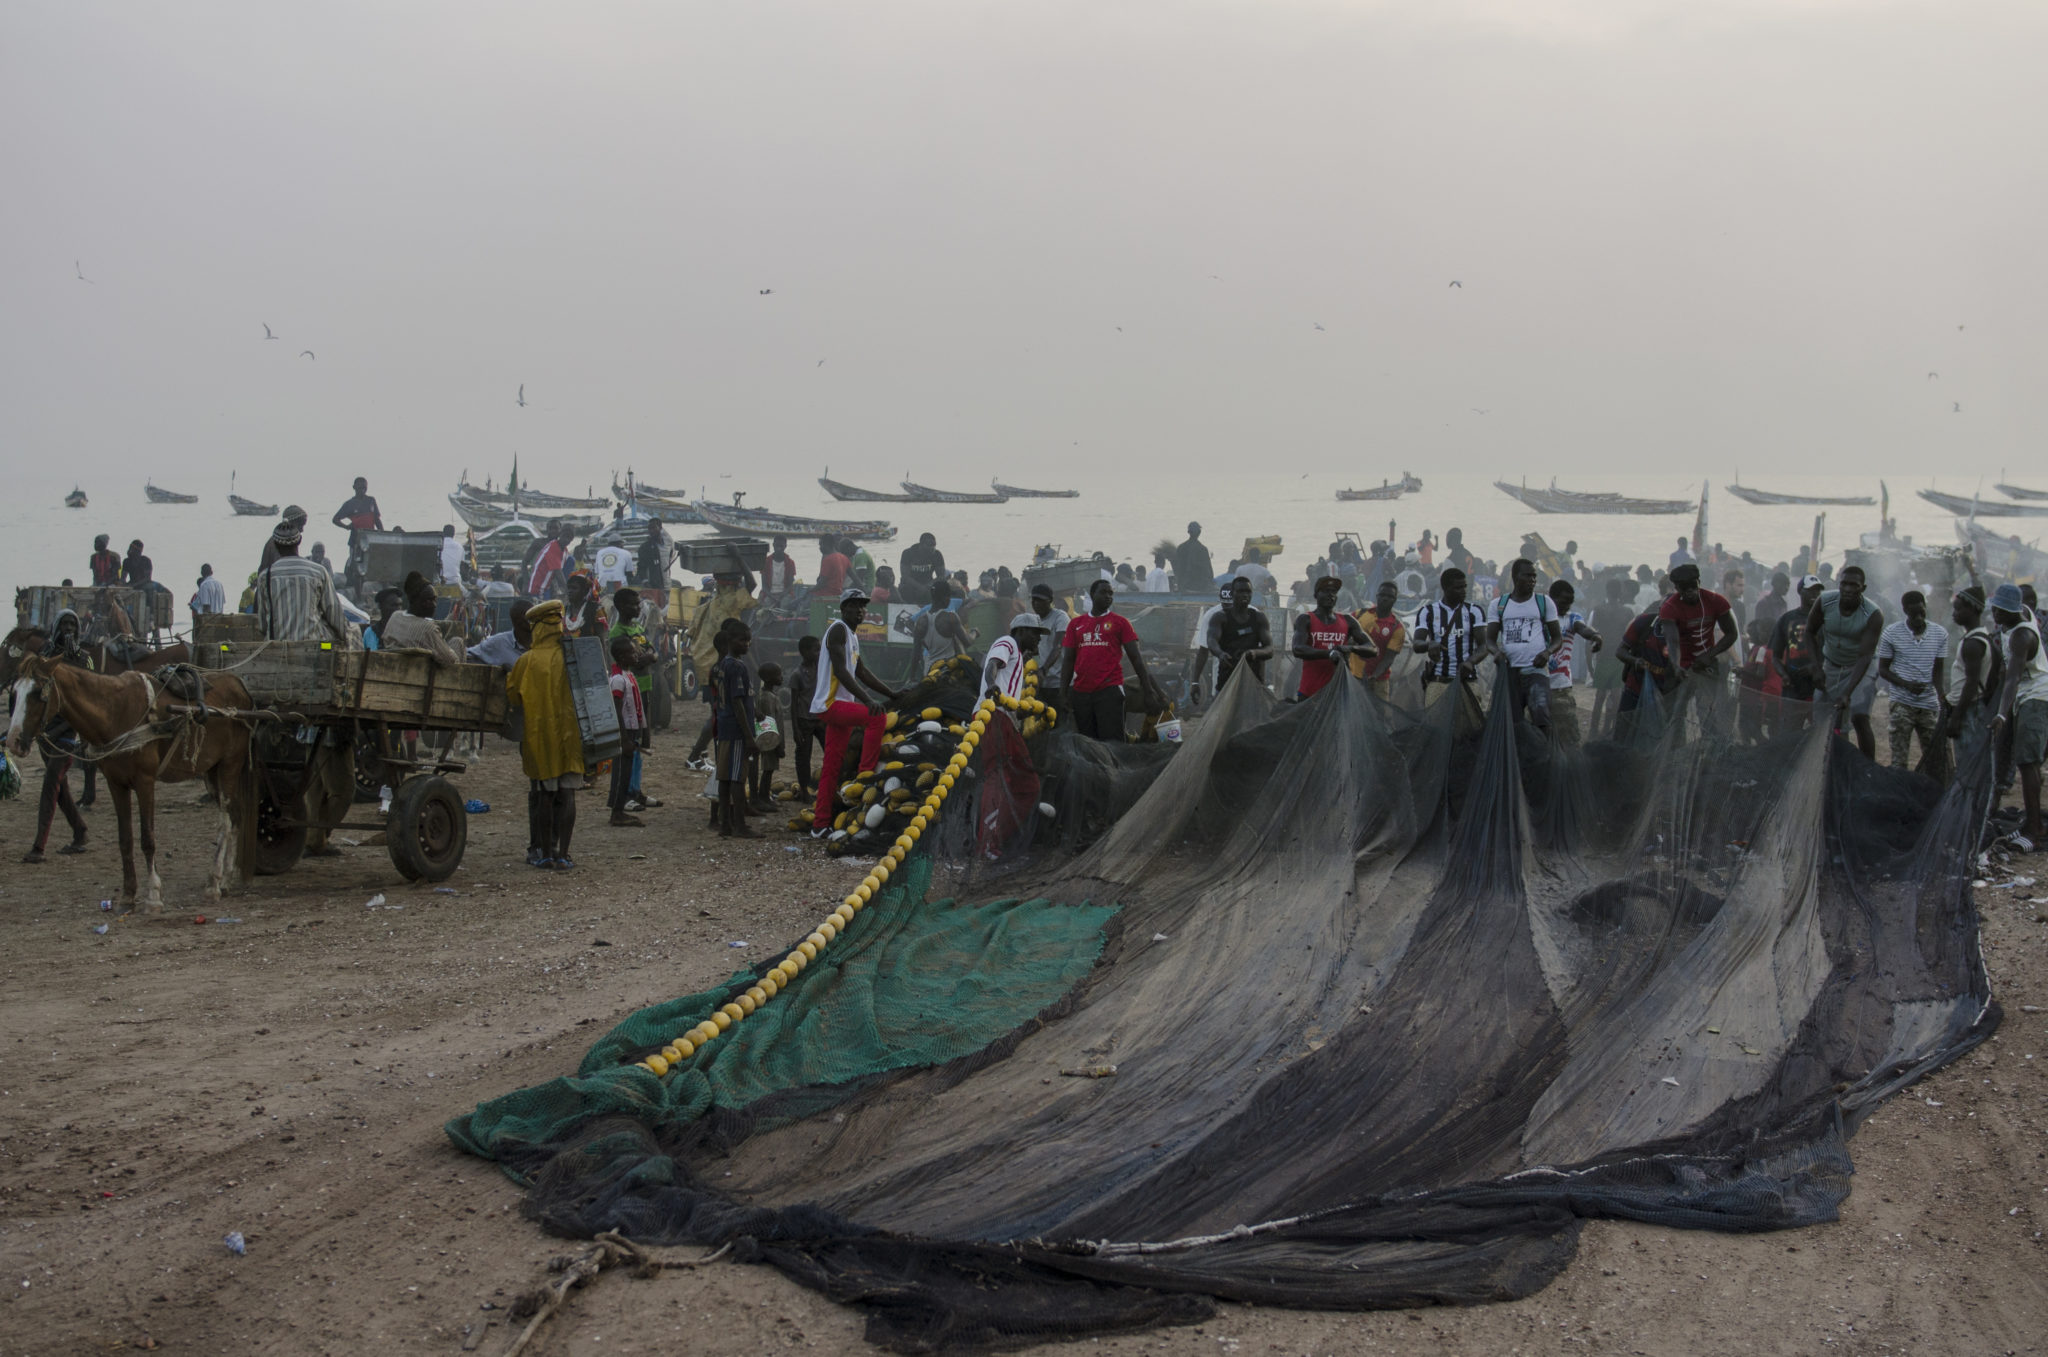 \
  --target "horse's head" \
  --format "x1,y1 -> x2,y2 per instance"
1,625 -> 51,685
6,653 -> 58,759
